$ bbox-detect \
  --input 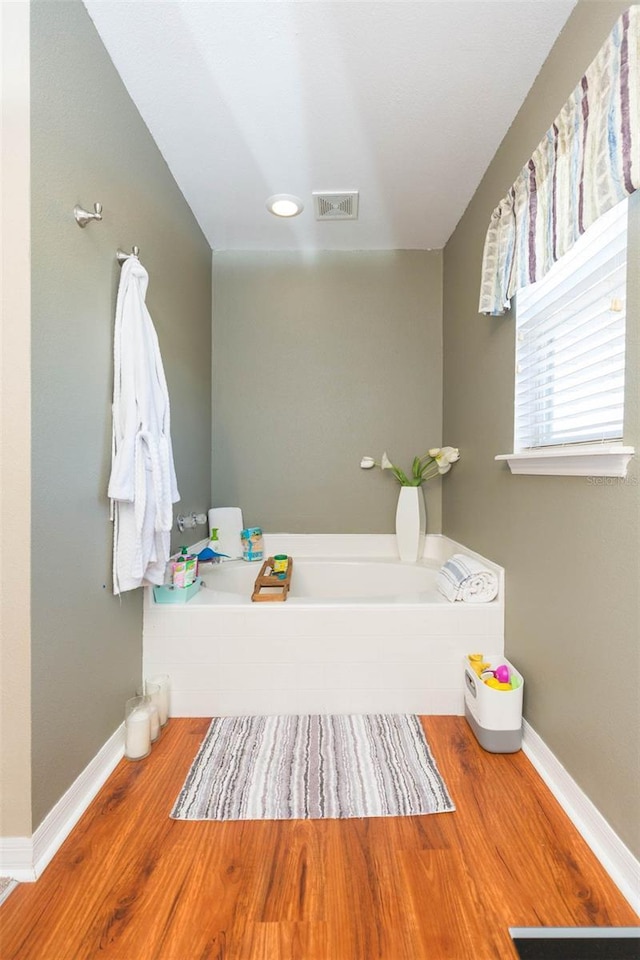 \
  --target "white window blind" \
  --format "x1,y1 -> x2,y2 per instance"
515,198 -> 628,450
